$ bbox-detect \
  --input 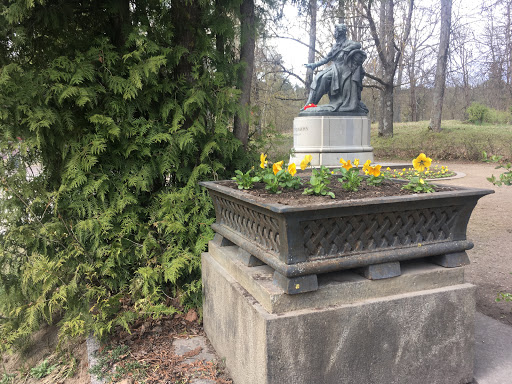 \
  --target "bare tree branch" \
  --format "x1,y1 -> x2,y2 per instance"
269,35 -> 323,57
364,72 -> 386,86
